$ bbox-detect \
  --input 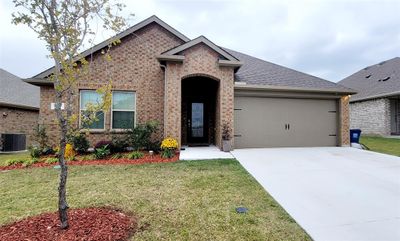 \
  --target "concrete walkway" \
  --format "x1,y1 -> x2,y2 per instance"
231,147 -> 400,241
179,146 -> 233,160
